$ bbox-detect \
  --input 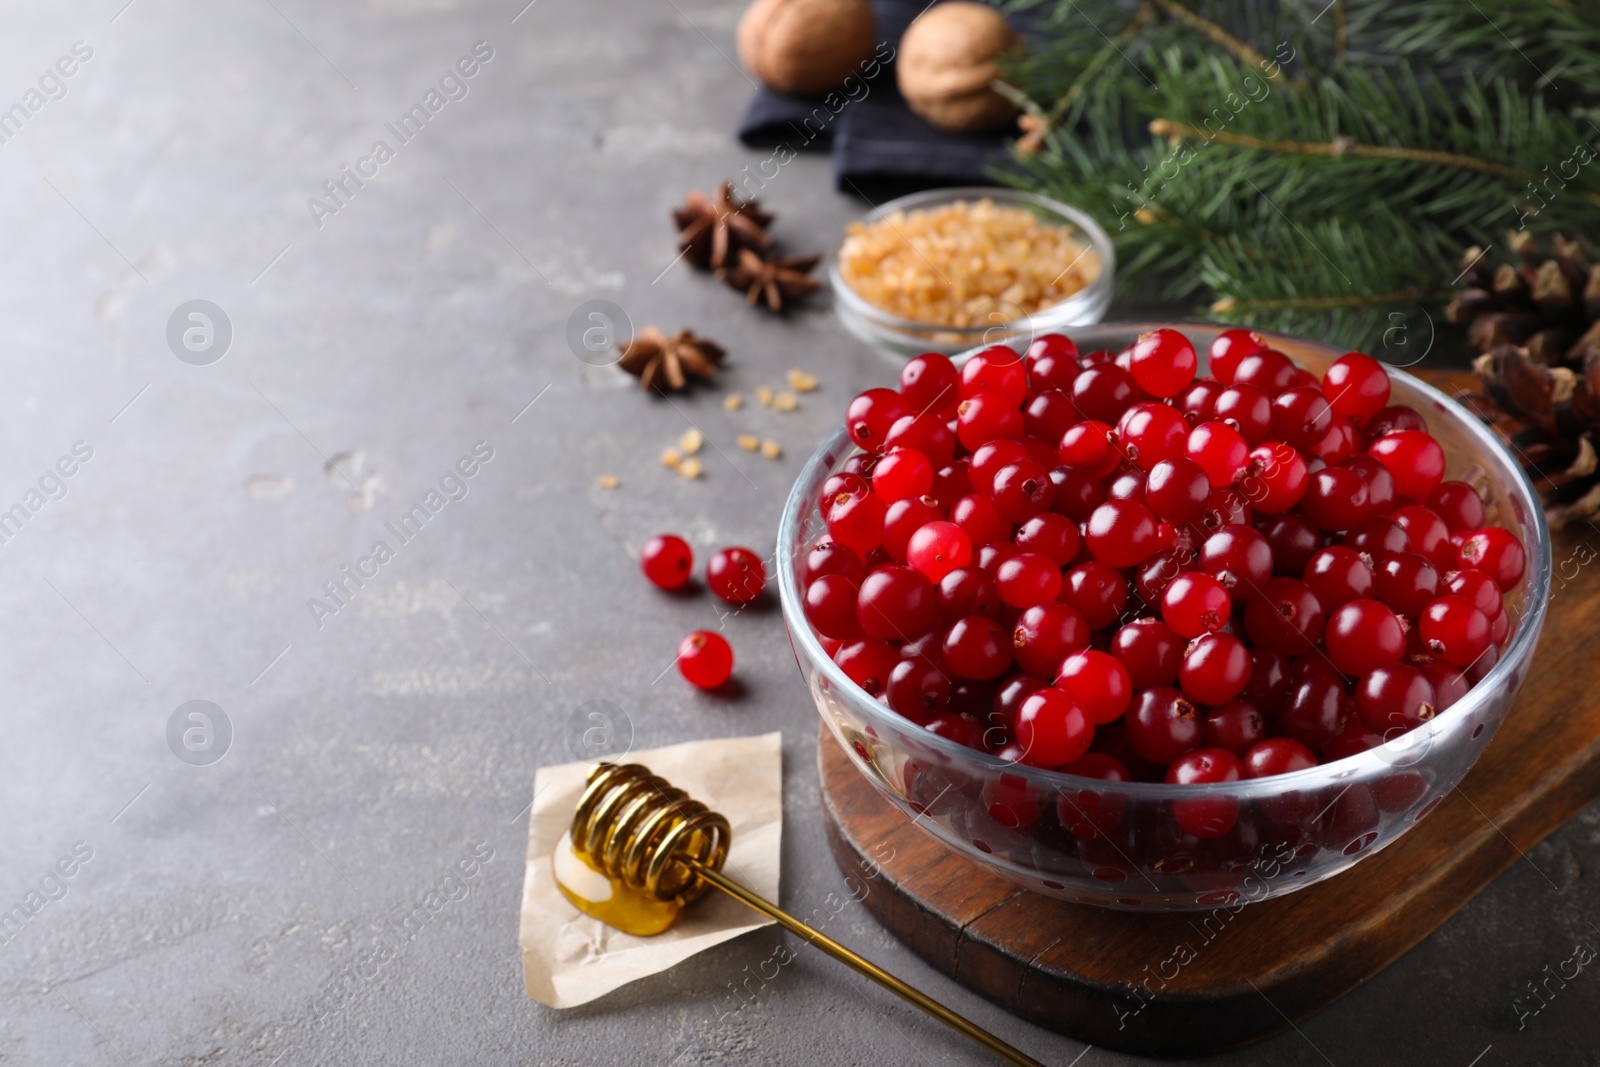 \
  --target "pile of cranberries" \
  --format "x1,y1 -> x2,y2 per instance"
641,535 -> 768,689
803,329 -> 1526,838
